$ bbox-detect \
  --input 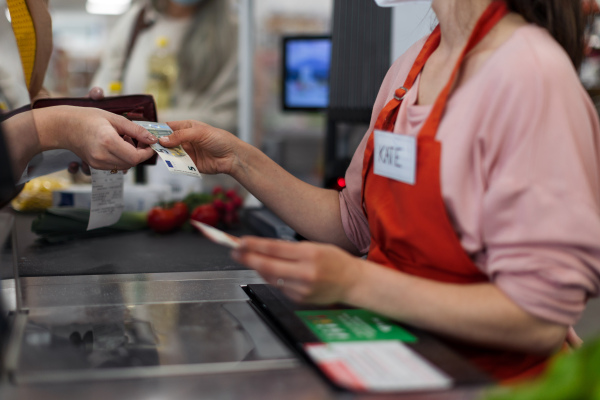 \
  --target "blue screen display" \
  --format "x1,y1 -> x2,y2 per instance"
284,38 -> 331,109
